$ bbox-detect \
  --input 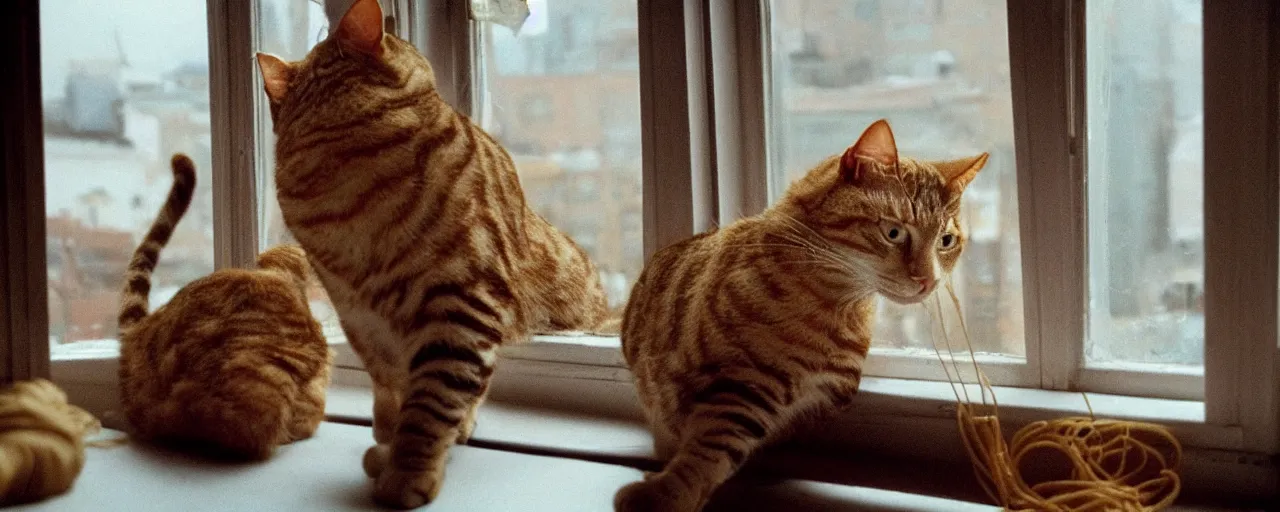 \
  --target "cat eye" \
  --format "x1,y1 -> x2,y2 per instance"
880,222 -> 906,244
939,233 -> 958,249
